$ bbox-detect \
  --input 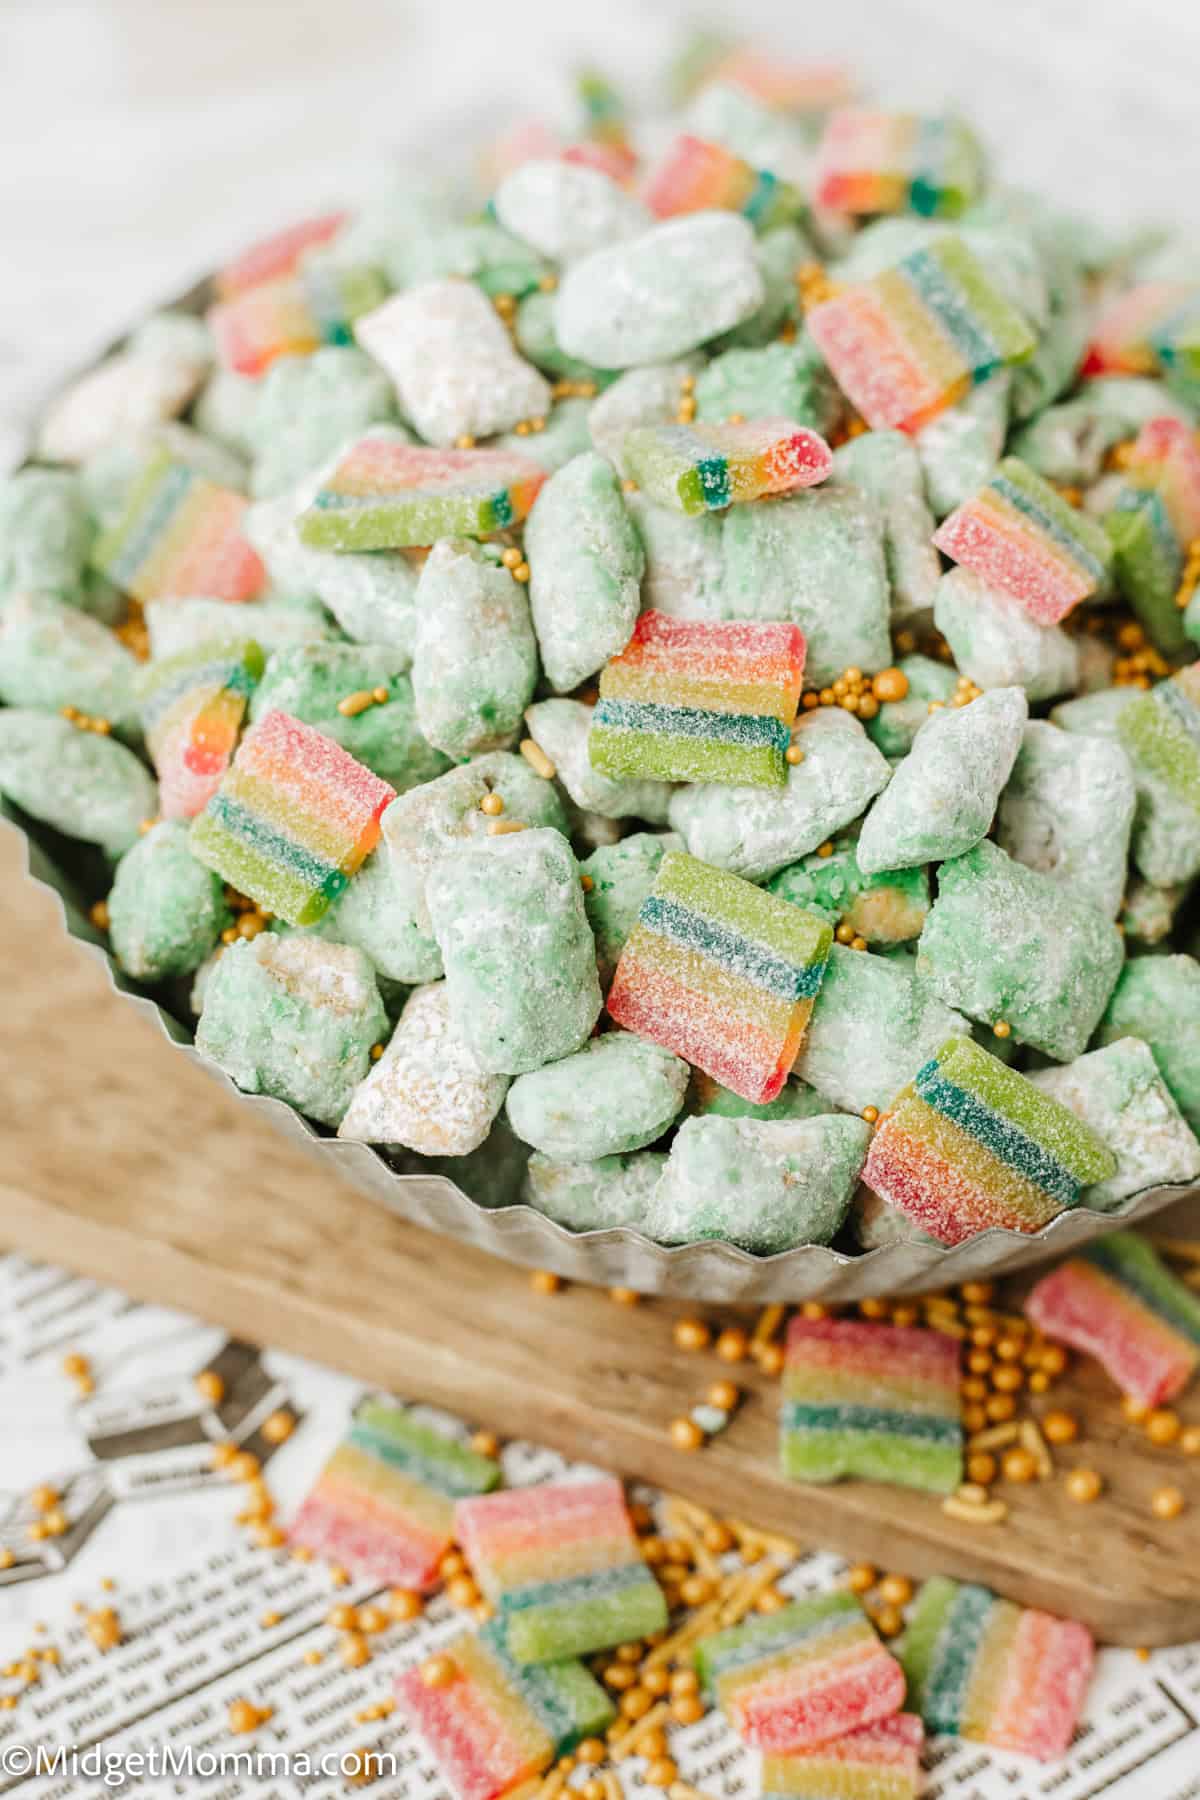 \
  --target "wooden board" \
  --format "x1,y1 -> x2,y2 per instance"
4,829 -> 1200,1647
